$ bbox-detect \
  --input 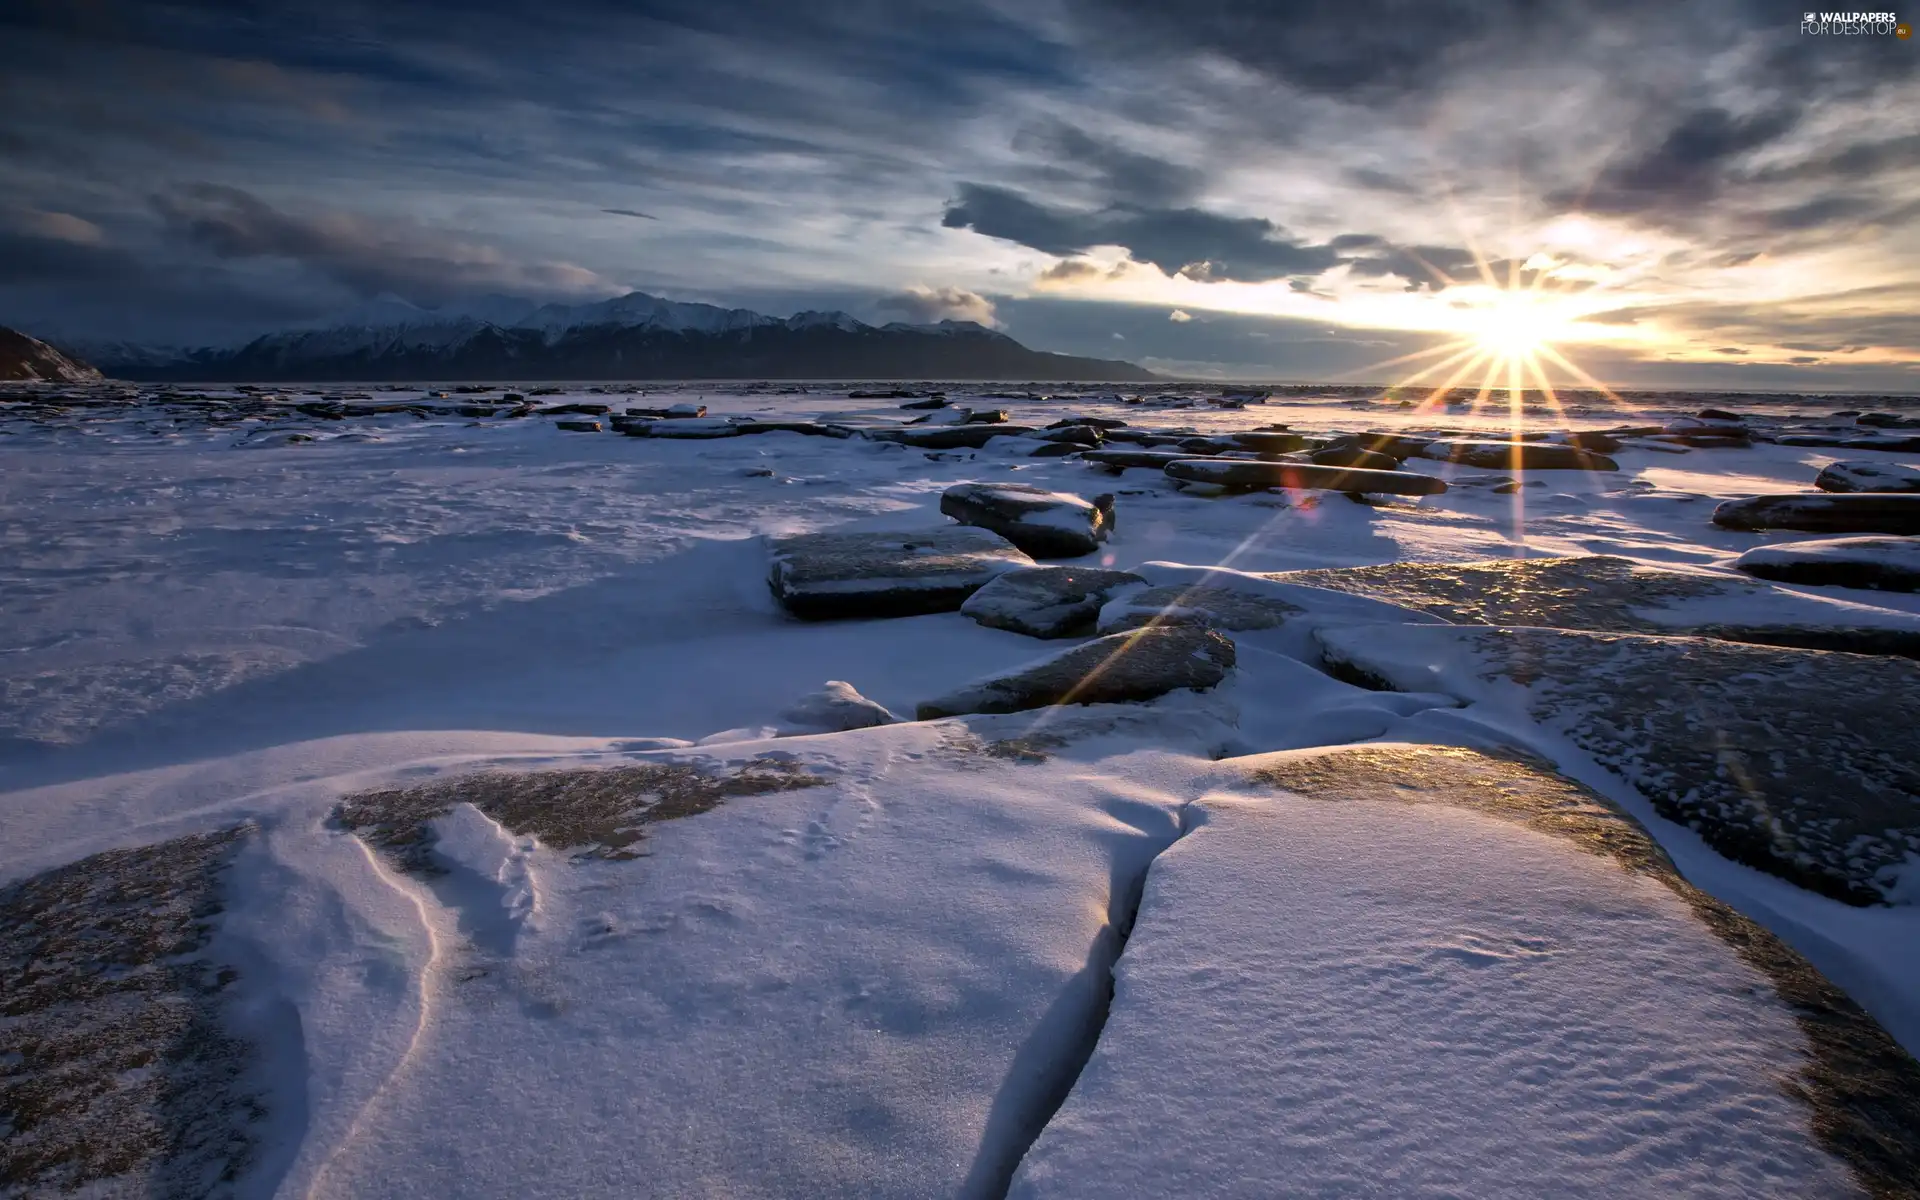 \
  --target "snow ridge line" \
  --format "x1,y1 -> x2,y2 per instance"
300,833 -> 442,1200
969,792 -> 1204,1199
